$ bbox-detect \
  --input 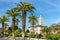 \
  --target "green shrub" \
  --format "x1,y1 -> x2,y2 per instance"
25,33 -> 28,37
56,34 -> 60,39
5,34 -> 9,37
28,33 -> 36,38
44,34 -> 60,40
15,33 -> 22,37
14,29 -> 21,37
